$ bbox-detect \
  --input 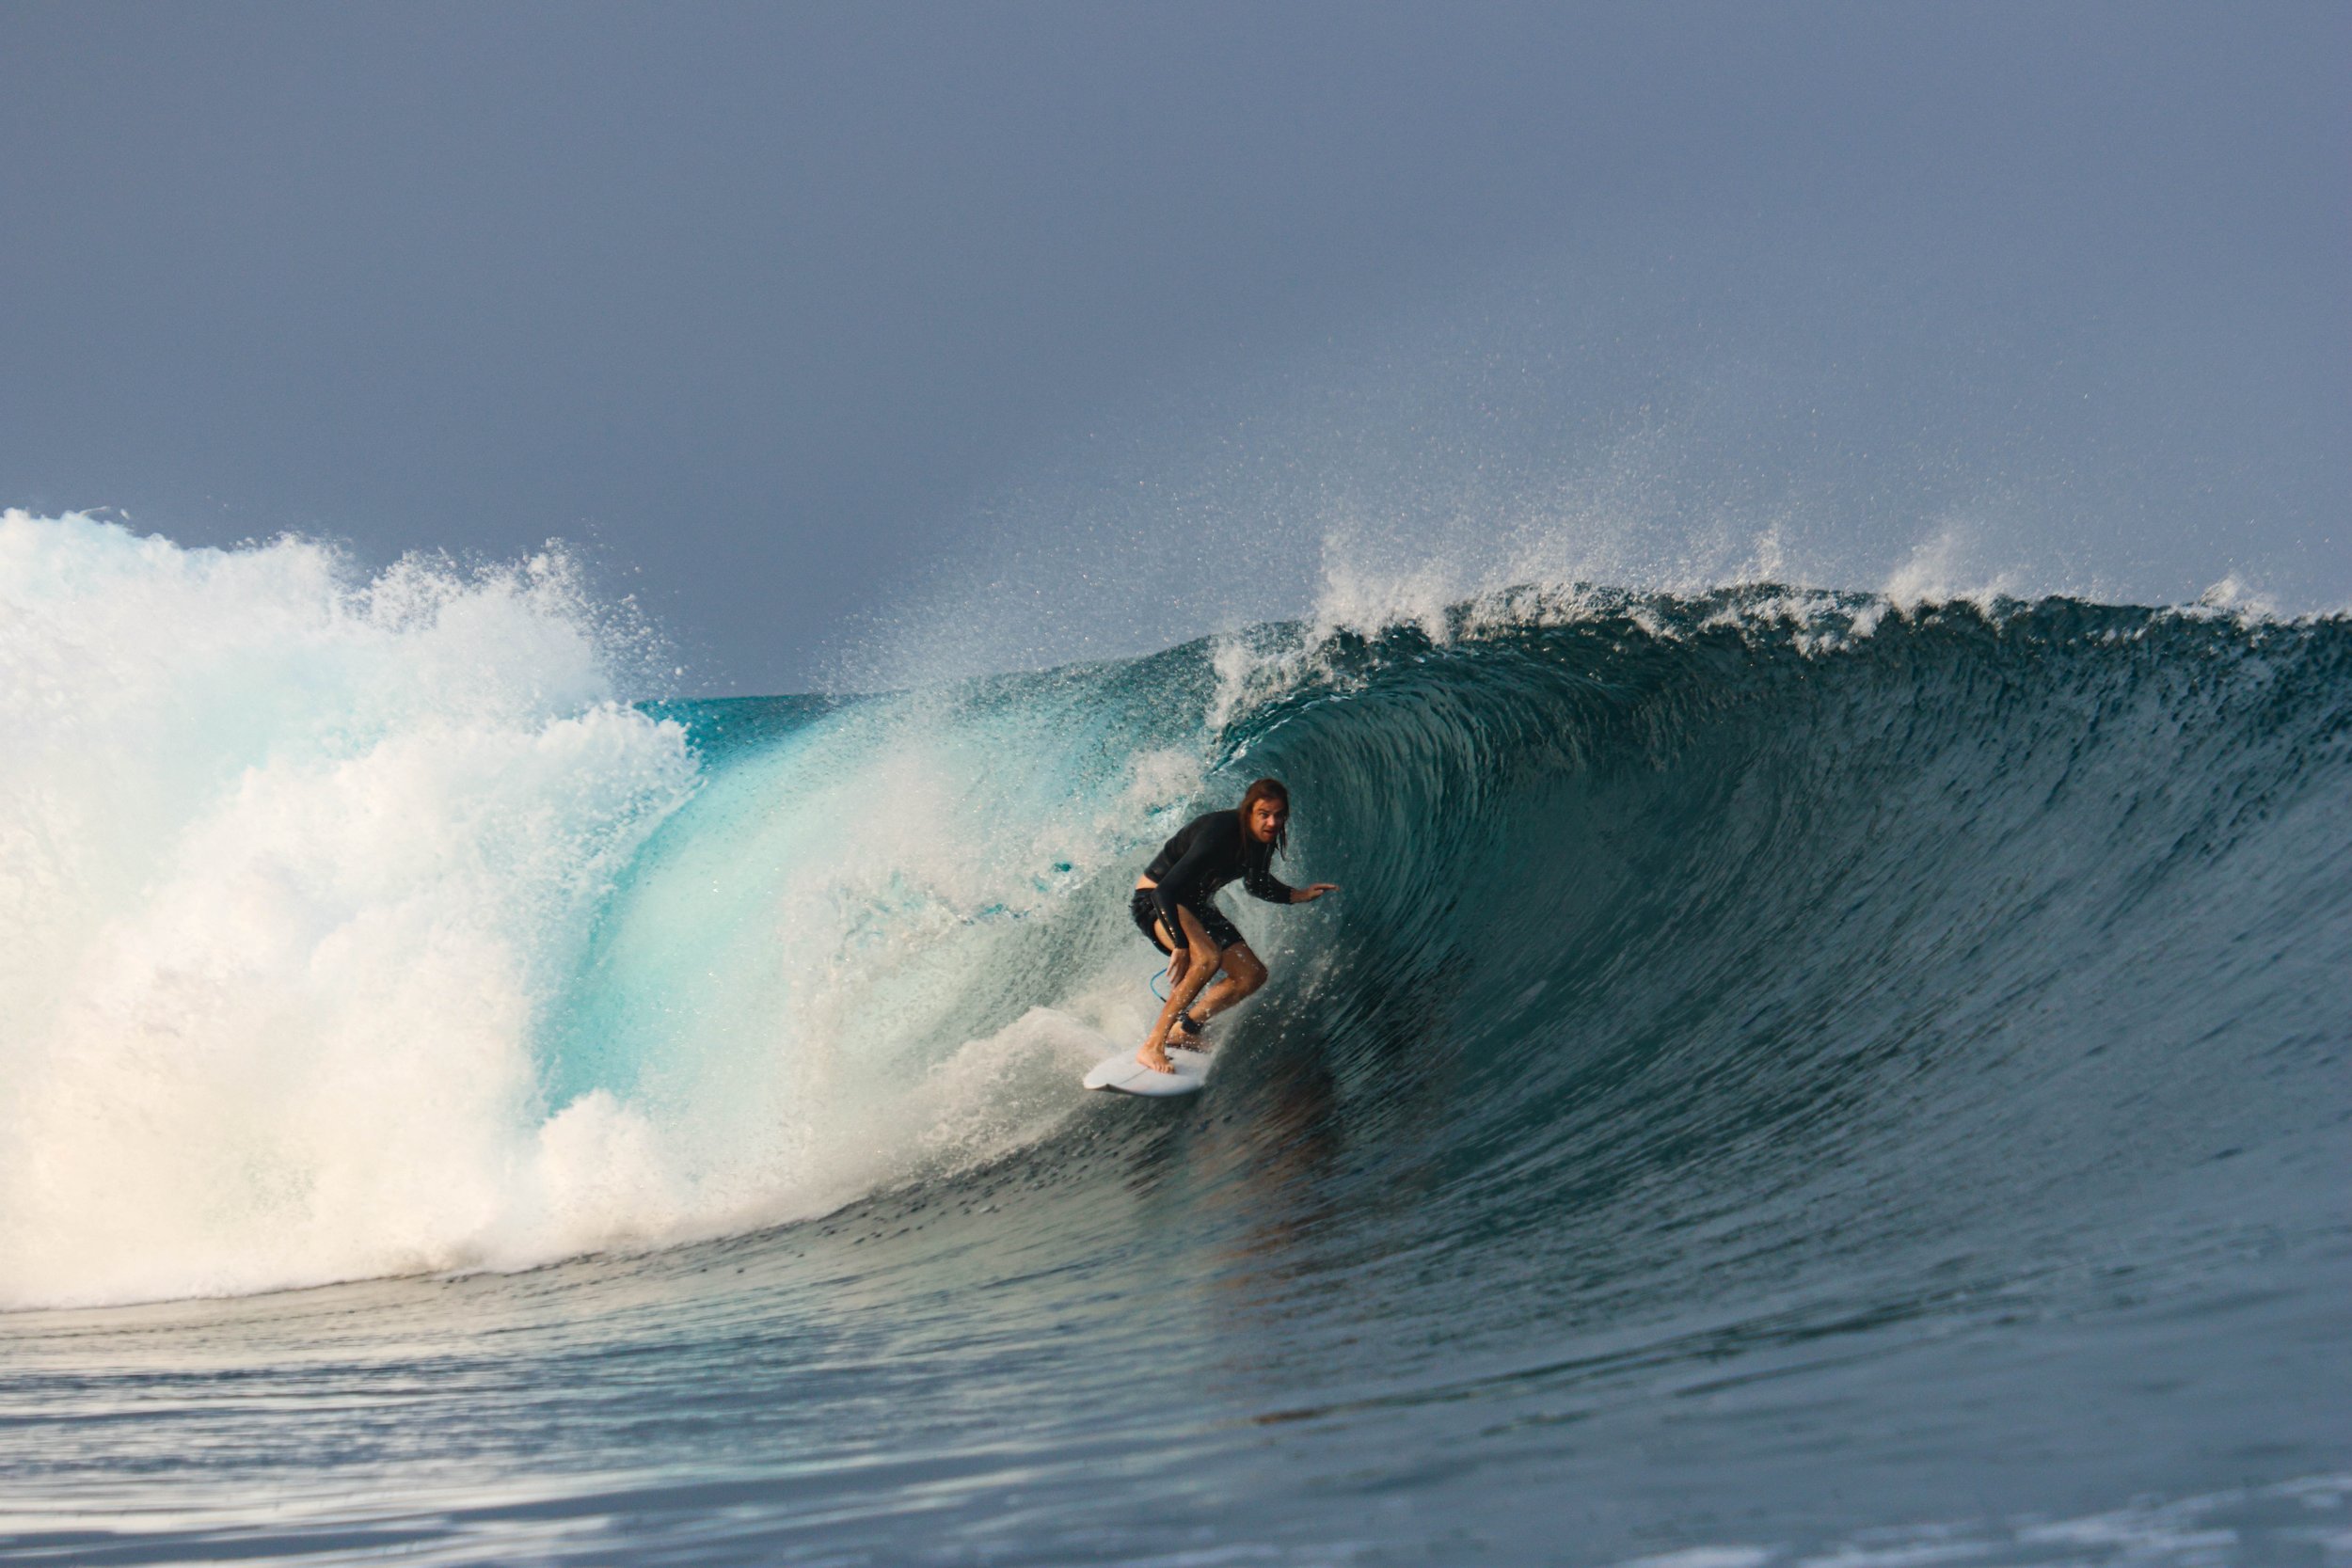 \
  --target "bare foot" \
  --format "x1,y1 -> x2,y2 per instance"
1136,1040 -> 1175,1073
